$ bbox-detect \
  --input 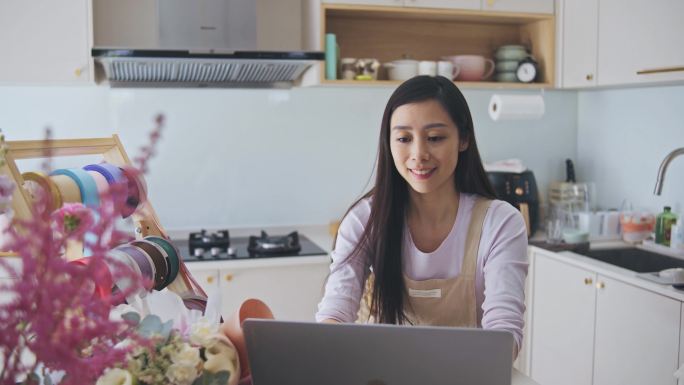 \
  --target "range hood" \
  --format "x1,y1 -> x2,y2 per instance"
91,0 -> 323,88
